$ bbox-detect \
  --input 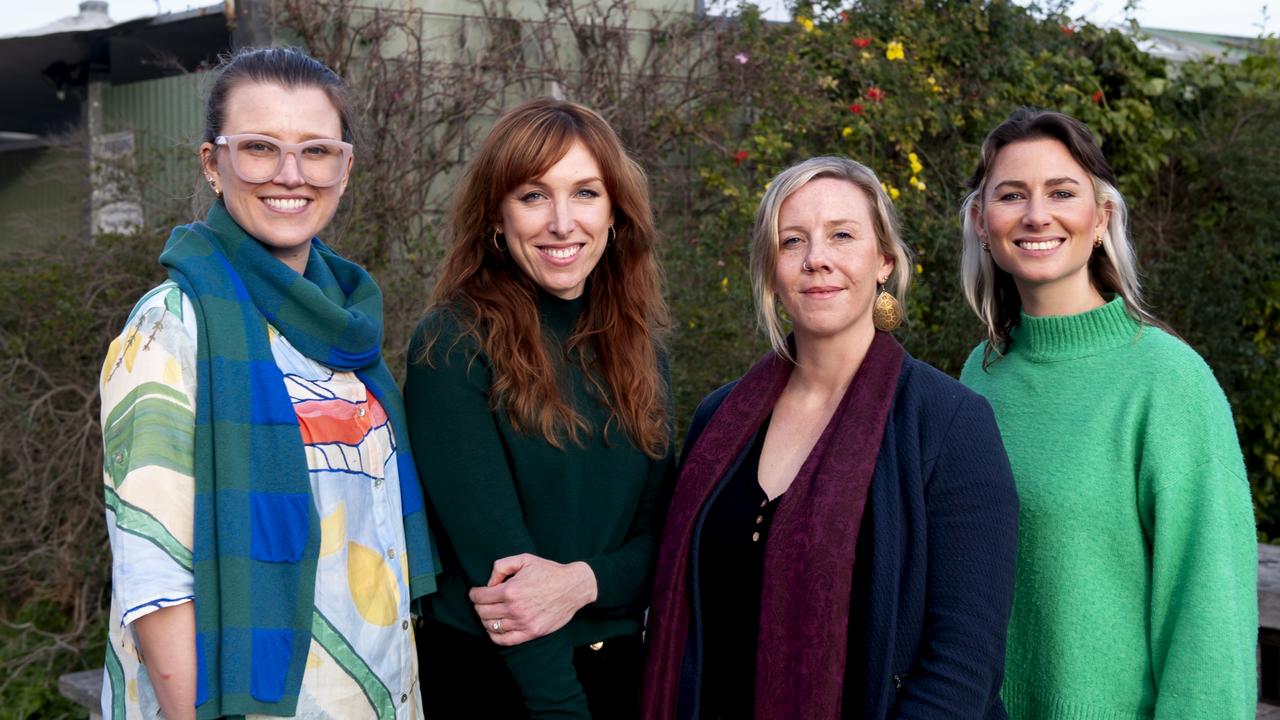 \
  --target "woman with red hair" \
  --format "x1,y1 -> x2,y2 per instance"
405,97 -> 673,718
